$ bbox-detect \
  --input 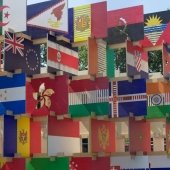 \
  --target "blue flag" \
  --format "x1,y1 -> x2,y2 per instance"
0,73 -> 26,115
110,79 -> 147,117
4,31 -> 41,76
